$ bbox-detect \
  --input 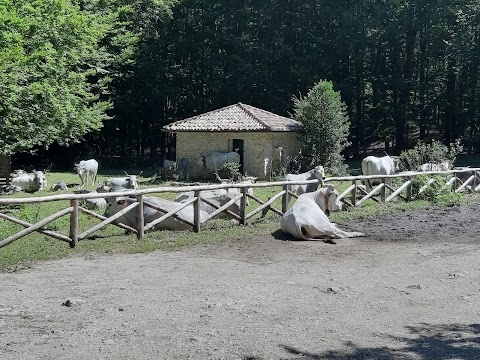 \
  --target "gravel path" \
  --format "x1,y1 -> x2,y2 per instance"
1,204 -> 480,359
